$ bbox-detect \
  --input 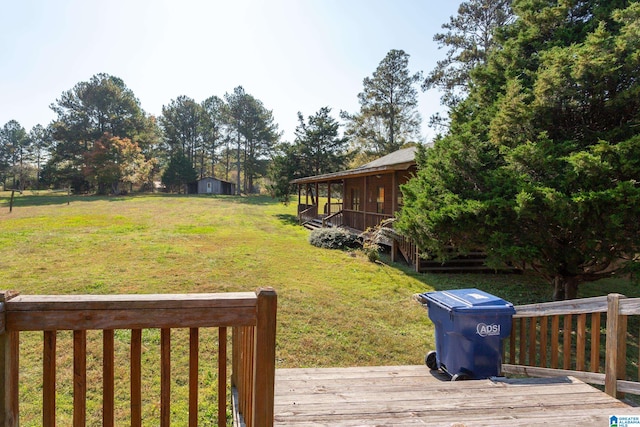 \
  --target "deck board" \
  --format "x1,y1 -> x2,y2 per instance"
274,365 -> 638,426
